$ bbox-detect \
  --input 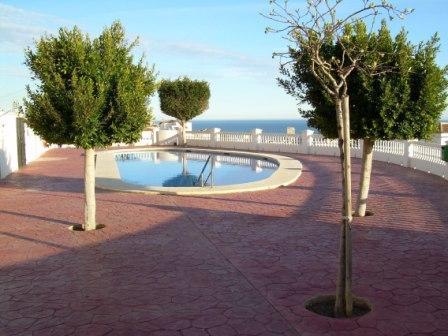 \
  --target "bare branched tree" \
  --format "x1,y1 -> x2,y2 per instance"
264,0 -> 411,317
